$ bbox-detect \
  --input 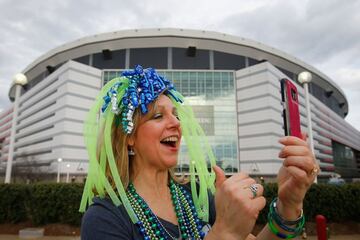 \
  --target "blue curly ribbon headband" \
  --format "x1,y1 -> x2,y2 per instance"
101,65 -> 183,134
